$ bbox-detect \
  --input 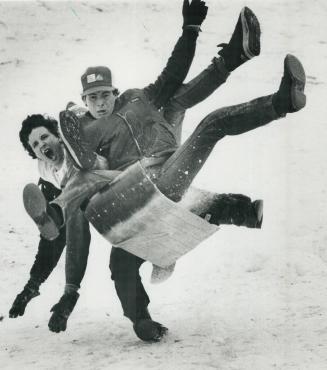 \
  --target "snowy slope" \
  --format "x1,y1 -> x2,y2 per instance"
1,1 -> 327,369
